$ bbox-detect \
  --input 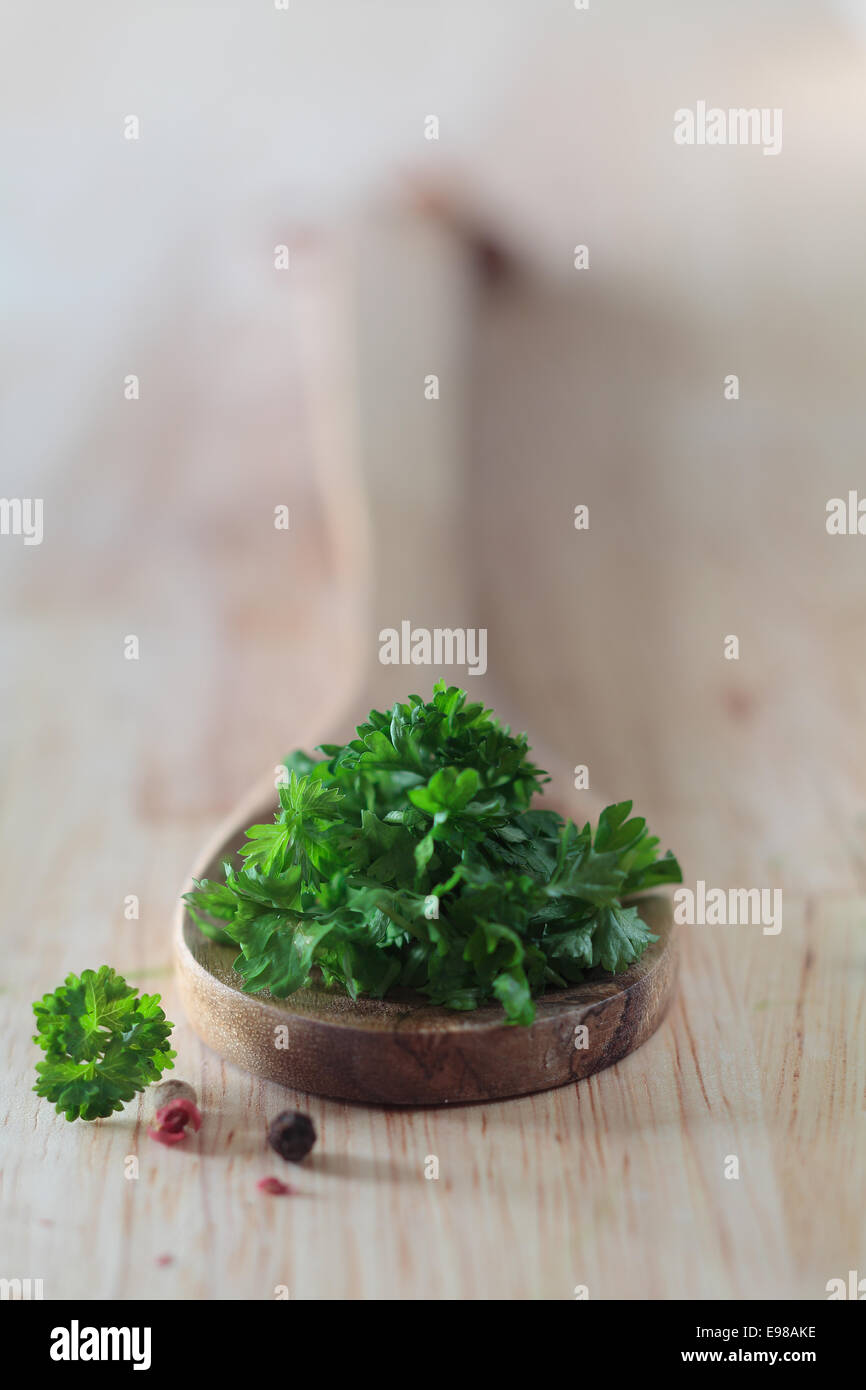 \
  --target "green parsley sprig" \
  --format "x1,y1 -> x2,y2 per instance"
186,682 -> 682,1026
33,967 -> 175,1121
